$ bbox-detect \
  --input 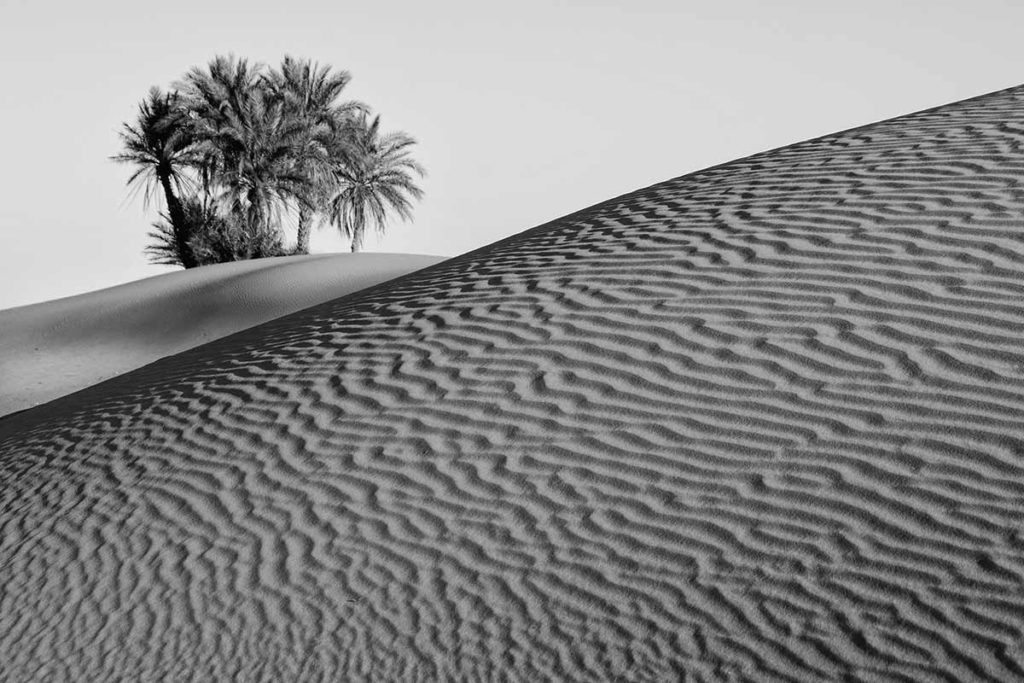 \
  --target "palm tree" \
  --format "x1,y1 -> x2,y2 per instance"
179,55 -> 304,256
112,87 -> 200,268
115,54 -> 426,266
327,113 -> 426,252
268,56 -> 365,254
